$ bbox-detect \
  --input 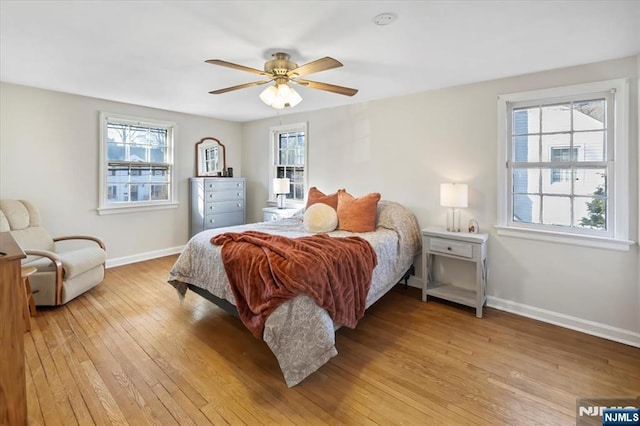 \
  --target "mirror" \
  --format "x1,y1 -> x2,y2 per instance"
195,137 -> 226,177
